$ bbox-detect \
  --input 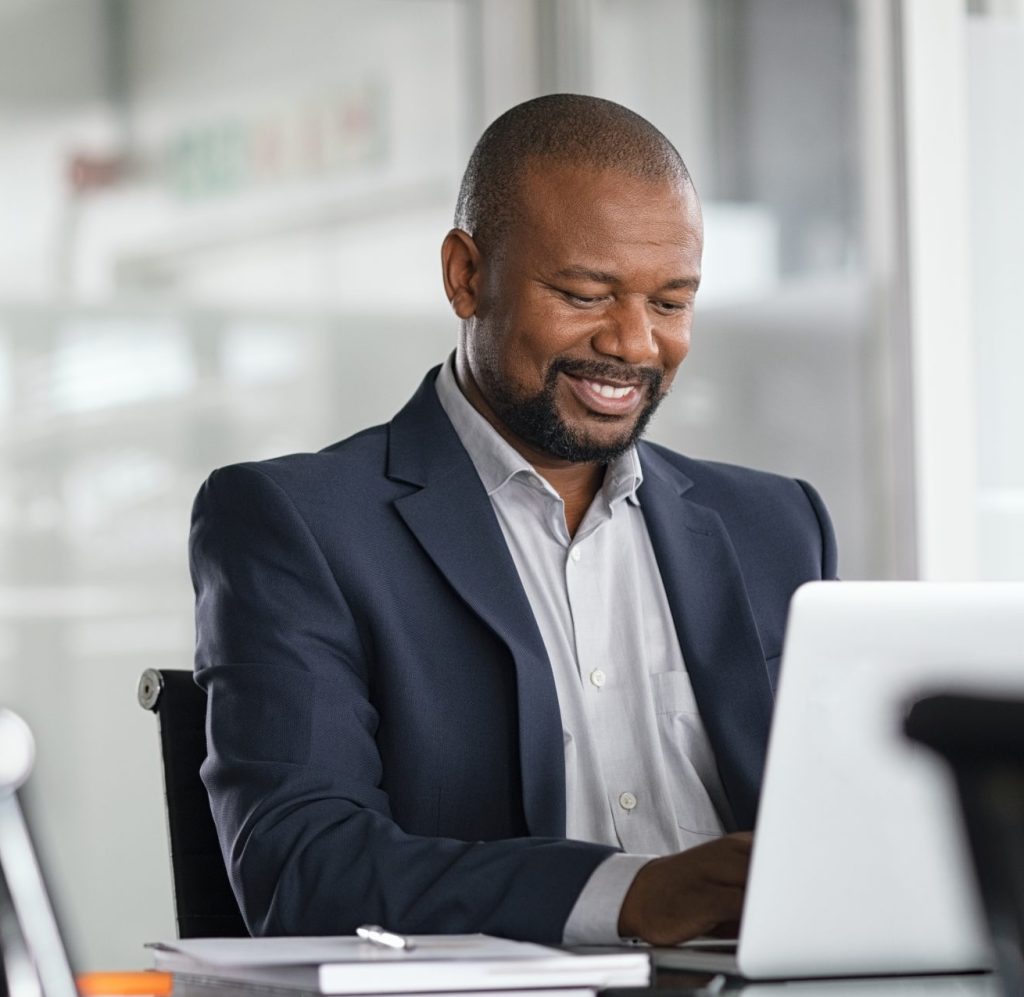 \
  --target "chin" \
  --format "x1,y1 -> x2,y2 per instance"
577,415 -> 641,443
546,427 -> 640,464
